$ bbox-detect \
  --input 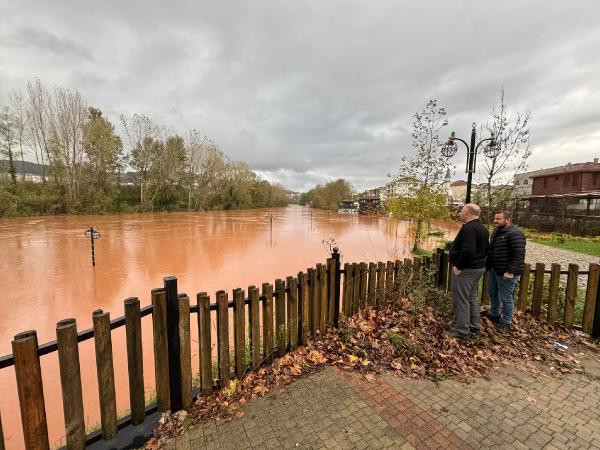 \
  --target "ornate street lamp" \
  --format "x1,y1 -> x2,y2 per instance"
85,225 -> 101,266
441,123 -> 500,204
